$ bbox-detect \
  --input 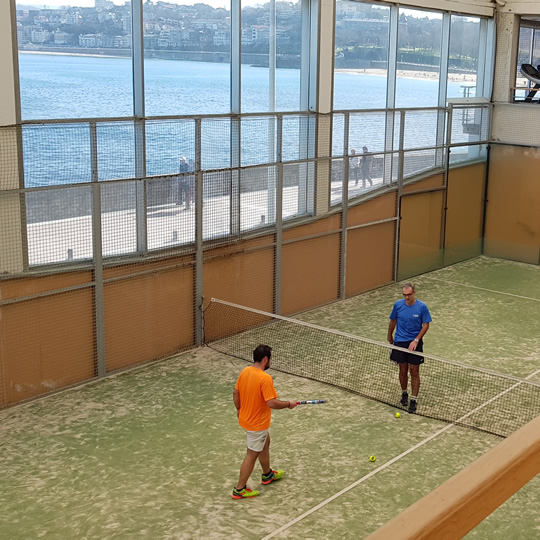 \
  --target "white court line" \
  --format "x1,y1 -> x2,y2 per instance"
262,367 -> 540,540
424,276 -> 540,302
